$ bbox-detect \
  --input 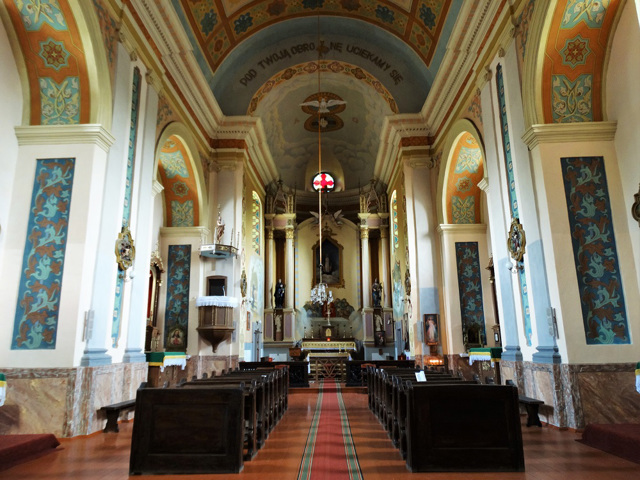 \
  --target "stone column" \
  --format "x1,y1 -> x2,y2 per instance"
480,68 -> 522,362
360,227 -> 371,308
265,227 -> 275,309
285,227 -> 295,309
380,227 -> 391,308
124,76 -> 159,363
